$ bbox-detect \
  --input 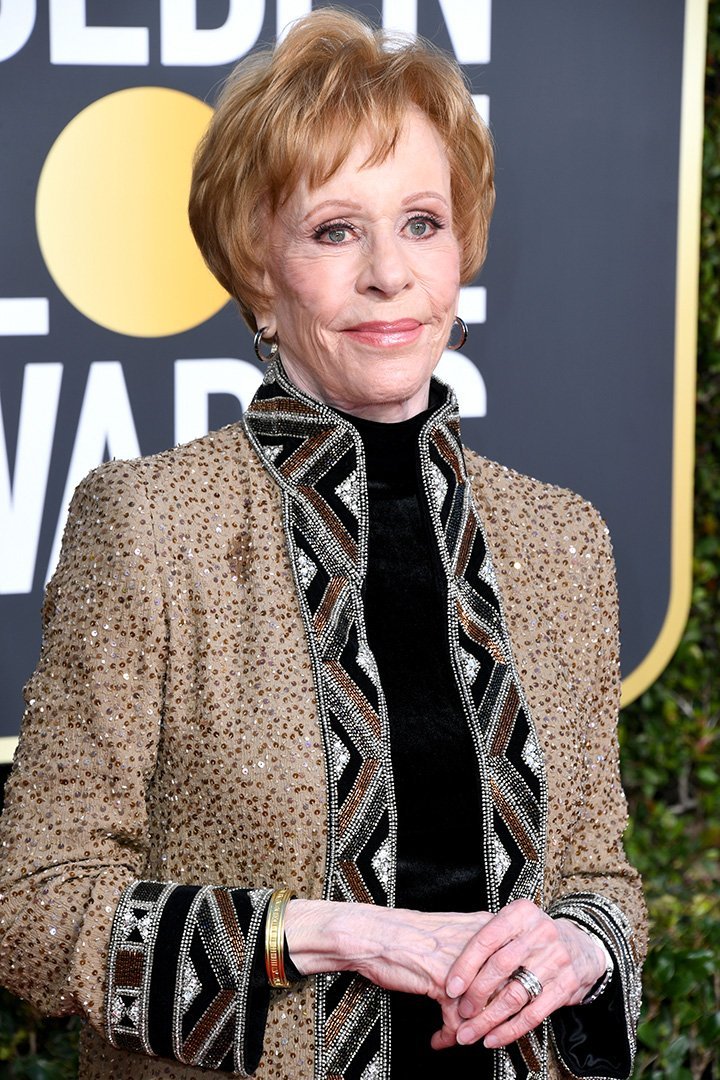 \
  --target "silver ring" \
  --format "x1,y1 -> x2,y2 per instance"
510,966 -> 543,1003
